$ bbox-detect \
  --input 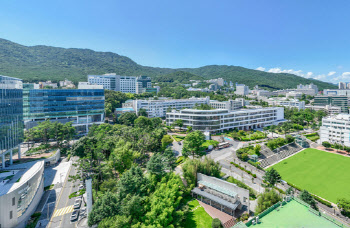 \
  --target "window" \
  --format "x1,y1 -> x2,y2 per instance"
12,197 -> 15,206
10,211 -> 12,219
